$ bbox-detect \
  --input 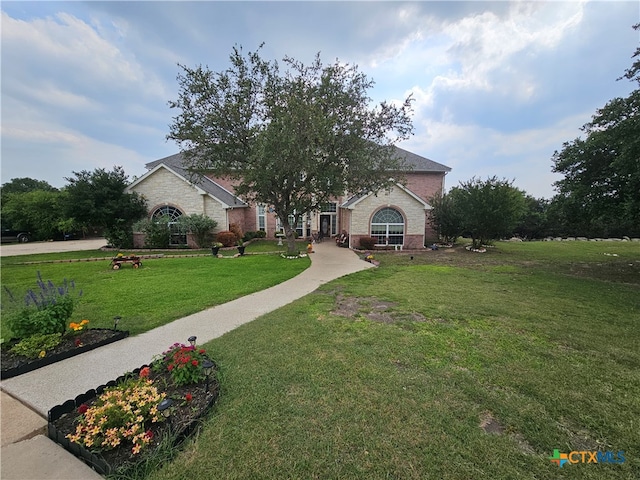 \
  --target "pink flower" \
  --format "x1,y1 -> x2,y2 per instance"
145,429 -> 153,440
191,360 -> 199,366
